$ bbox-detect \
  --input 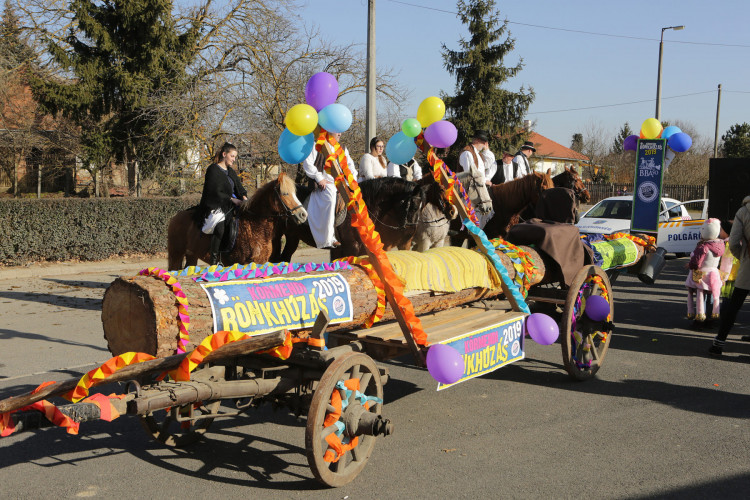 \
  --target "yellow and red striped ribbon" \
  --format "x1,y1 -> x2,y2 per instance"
65,352 -> 156,402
